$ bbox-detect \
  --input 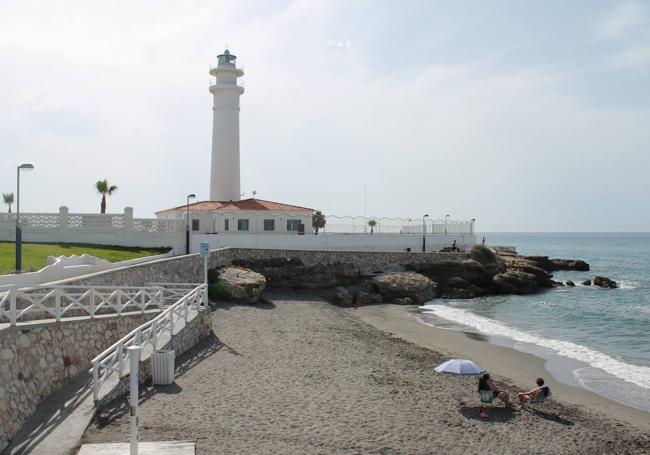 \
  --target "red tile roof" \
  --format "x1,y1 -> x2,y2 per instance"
156,198 -> 314,214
